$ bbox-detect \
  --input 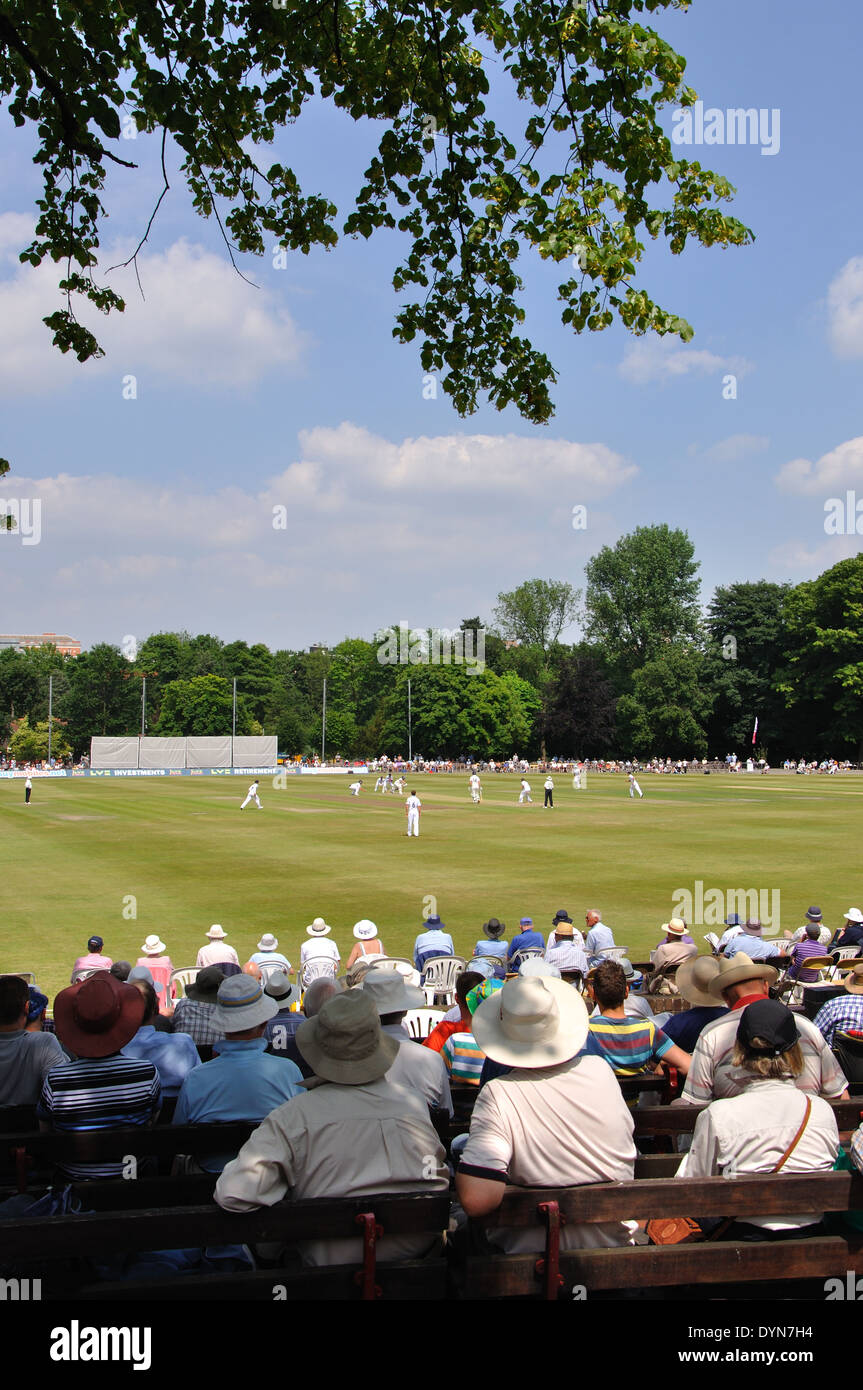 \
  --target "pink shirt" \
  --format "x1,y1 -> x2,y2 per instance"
135,955 -> 175,1012
71,953 -> 113,981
